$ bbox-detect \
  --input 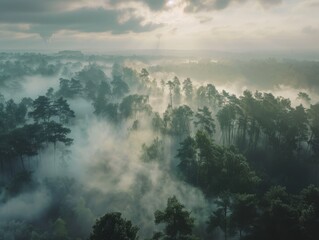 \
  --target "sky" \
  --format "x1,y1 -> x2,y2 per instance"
0,0 -> 319,52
